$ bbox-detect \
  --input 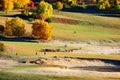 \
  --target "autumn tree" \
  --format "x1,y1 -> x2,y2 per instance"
2,0 -> 14,12
34,1 -> 53,18
32,20 -> 53,40
14,0 -> 30,8
56,1 -> 63,11
98,0 -> 111,10
63,0 -> 77,7
5,17 -> 26,36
